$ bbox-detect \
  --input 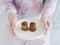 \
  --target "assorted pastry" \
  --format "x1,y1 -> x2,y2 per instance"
21,22 -> 28,31
29,22 -> 36,32
21,21 -> 36,32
